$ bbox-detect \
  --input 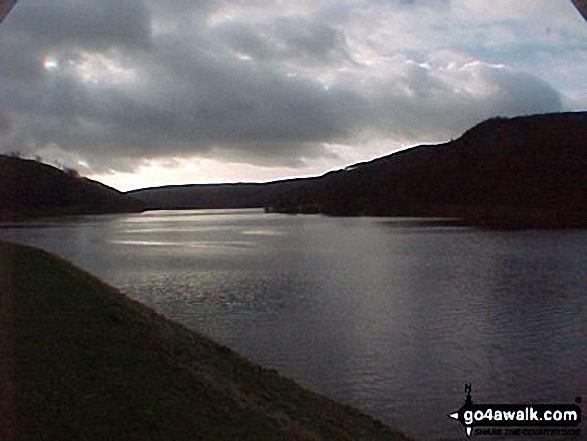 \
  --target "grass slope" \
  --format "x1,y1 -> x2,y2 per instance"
0,241 -> 411,440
